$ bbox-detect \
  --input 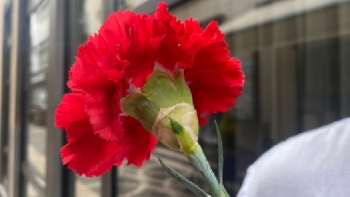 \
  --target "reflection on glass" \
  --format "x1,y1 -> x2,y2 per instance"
123,0 -> 148,9
118,145 -> 207,197
27,111 -> 47,178
301,40 -> 340,131
75,176 -> 101,197
26,0 -> 50,188
30,41 -> 49,74
26,181 -> 43,197
29,1 -> 50,74
82,0 -> 103,35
